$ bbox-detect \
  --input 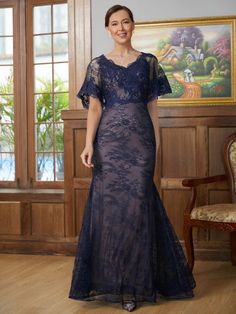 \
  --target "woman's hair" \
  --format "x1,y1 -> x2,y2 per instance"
105,5 -> 134,27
